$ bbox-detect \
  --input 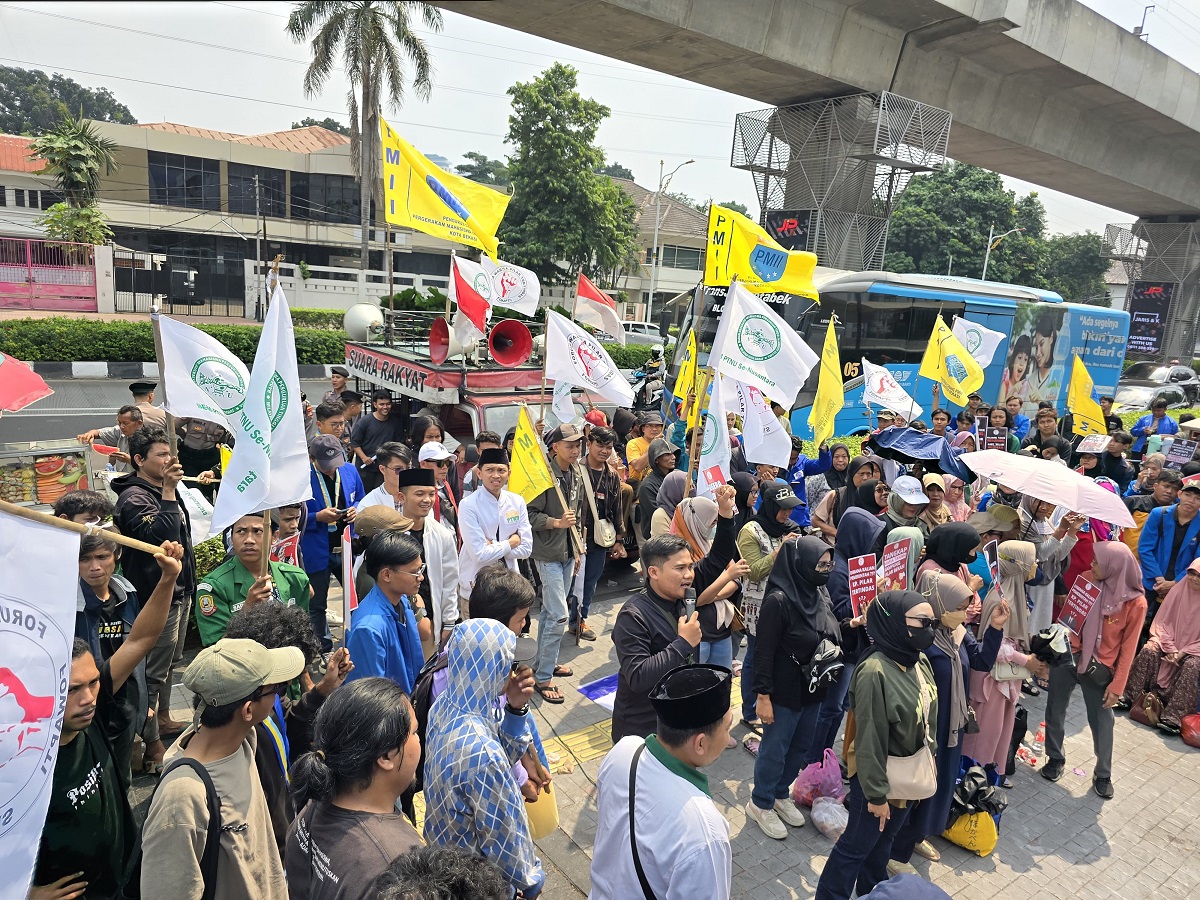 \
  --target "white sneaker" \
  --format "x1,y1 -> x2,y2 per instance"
746,800 -> 788,839
773,798 -> 806,828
